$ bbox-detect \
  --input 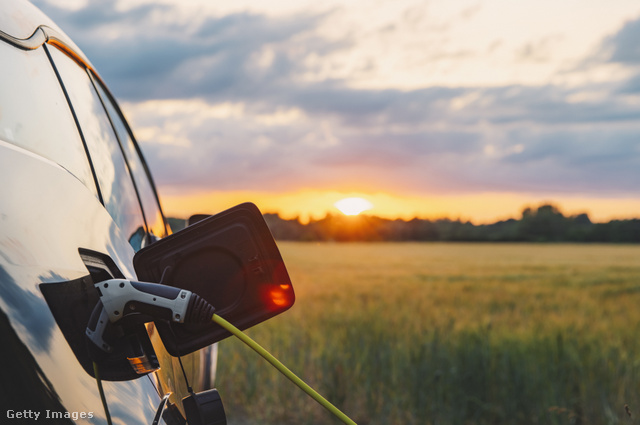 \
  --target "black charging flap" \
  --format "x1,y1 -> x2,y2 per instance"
133,203 -> 294,356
